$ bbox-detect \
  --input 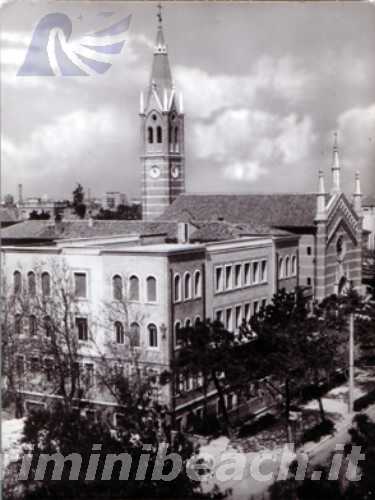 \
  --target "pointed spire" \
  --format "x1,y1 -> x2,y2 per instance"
147,3 -> 173,107
316,169 -> 327,220
331,131 -> 341,194
353,171 -> 362,216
